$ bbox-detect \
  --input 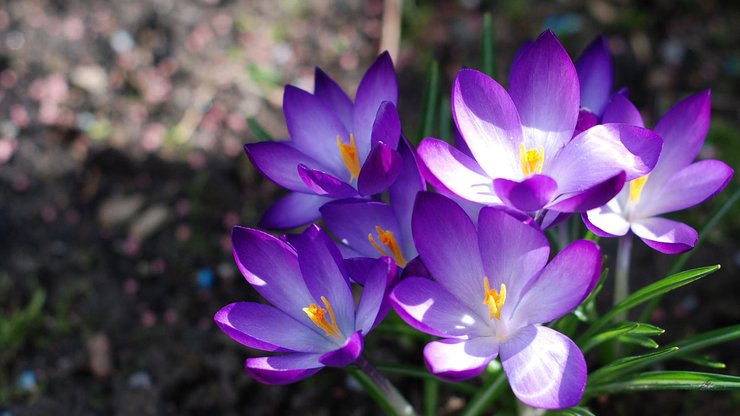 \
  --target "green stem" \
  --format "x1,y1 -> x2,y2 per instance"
348,355 -> 418,416
424,377 -> 439,416
557,222 -> 569,251
614,234 -> 633,318
461,372 -> 507,416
